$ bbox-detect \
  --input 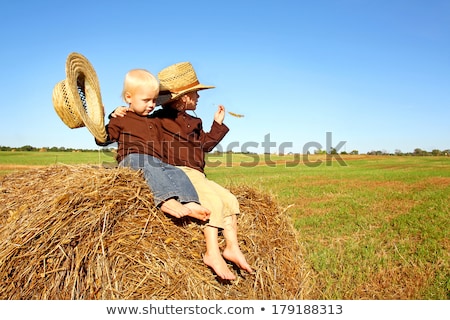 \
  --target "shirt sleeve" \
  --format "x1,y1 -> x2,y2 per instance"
95,118 -> 121,146
201,120 -> 229,152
